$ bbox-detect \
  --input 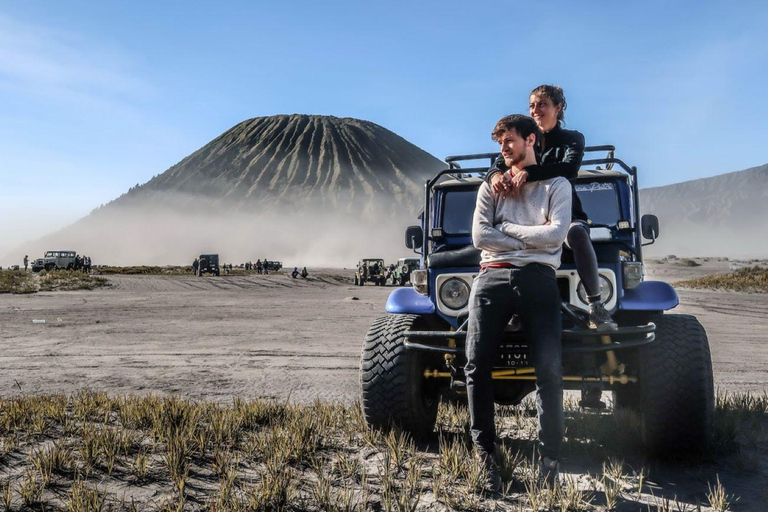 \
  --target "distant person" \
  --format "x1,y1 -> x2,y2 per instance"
301,267 -> 308,279
256,259 -> 262,274
291,267 -> 299,279
192,258 -> 199,274
485,84 -> 615,332
23,255 -> 28,271
263,258 -> 269,275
